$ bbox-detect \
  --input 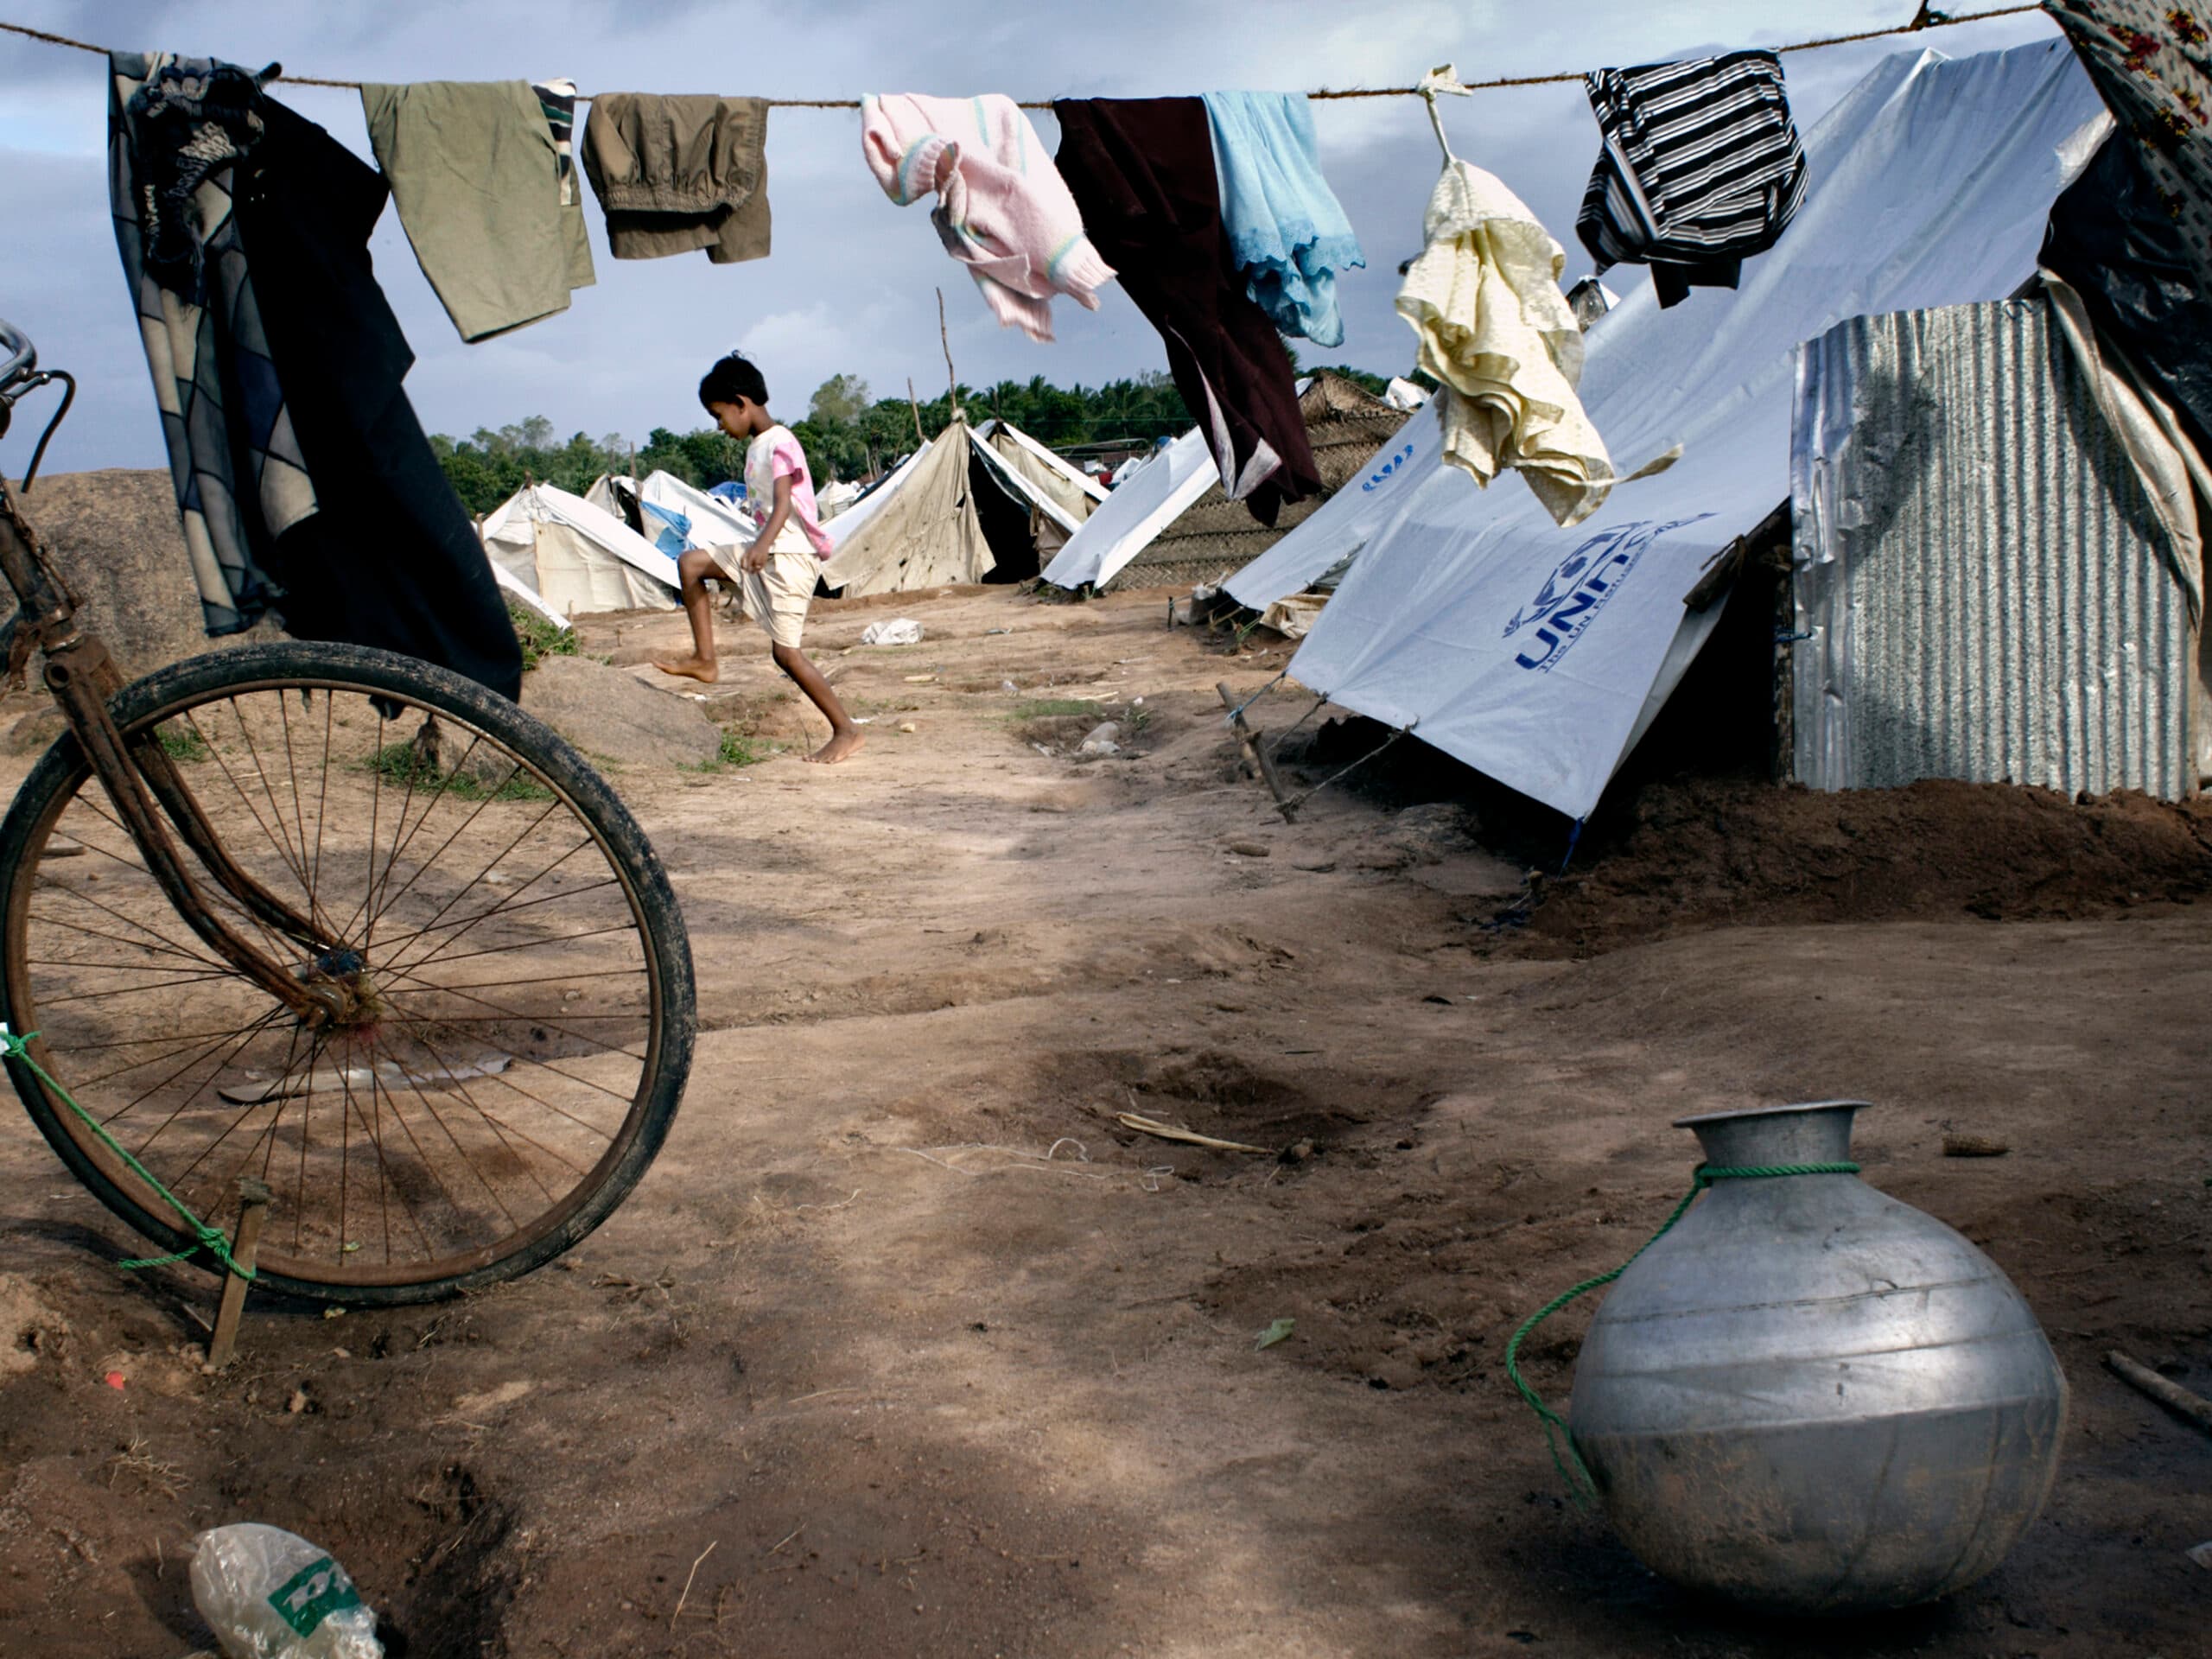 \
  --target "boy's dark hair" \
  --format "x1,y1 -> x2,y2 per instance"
699,352 -> 768,410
